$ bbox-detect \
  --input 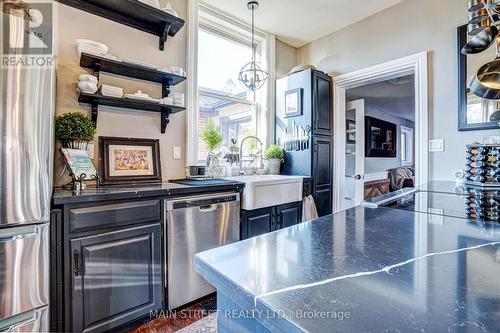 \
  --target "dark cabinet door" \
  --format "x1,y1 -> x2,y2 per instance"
313,136 -> 333,187
275,202 -> 302,230
314,187 -> 332,217
70,223 -> 162,333
241,207 -> 274,240
312,71 -> 333,136
313,136 -> 333,217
